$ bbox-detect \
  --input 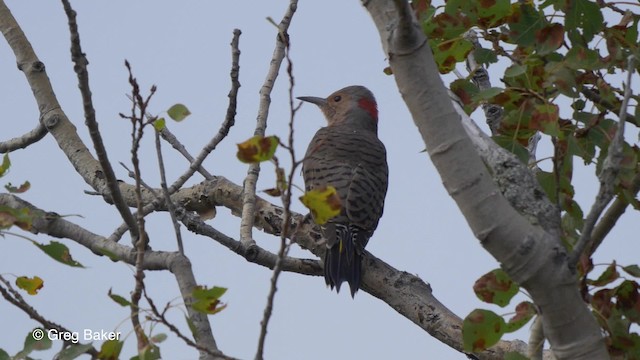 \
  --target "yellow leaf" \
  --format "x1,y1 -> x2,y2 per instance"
16,276 -> 44,295
236,135 -> 279,163
299,186 -> 342,225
